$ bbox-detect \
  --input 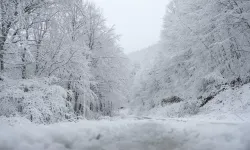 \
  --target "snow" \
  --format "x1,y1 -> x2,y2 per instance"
133,83 -> 250,122
0,118 -> 250,150
197,83 -> 250,121
0,77 -> 74,124
1,0 -> 250,149
129,0 -> 250,114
